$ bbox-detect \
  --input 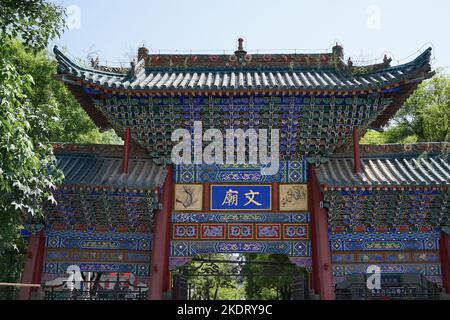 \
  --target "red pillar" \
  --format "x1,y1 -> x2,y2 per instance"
149,166 -> 174,300
353,127 -> 361,173
204,182 -> 210,212
309,179 -> 320,295
122,128 -> 131,174
19,230 -> 45,300
272,182 -> 279,212
439,232 -> 450,293
308,165 -> 335,300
